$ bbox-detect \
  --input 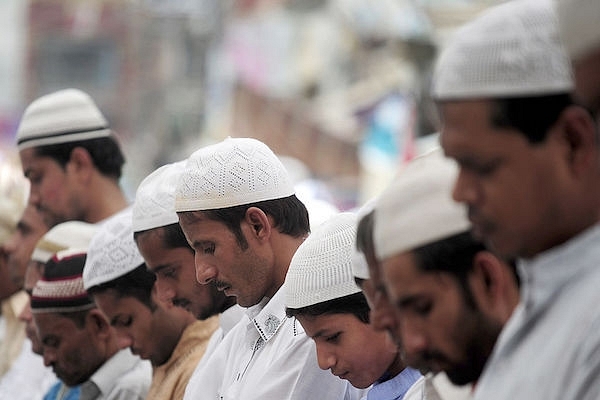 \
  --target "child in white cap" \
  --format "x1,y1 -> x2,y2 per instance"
285,212 -> 421,400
